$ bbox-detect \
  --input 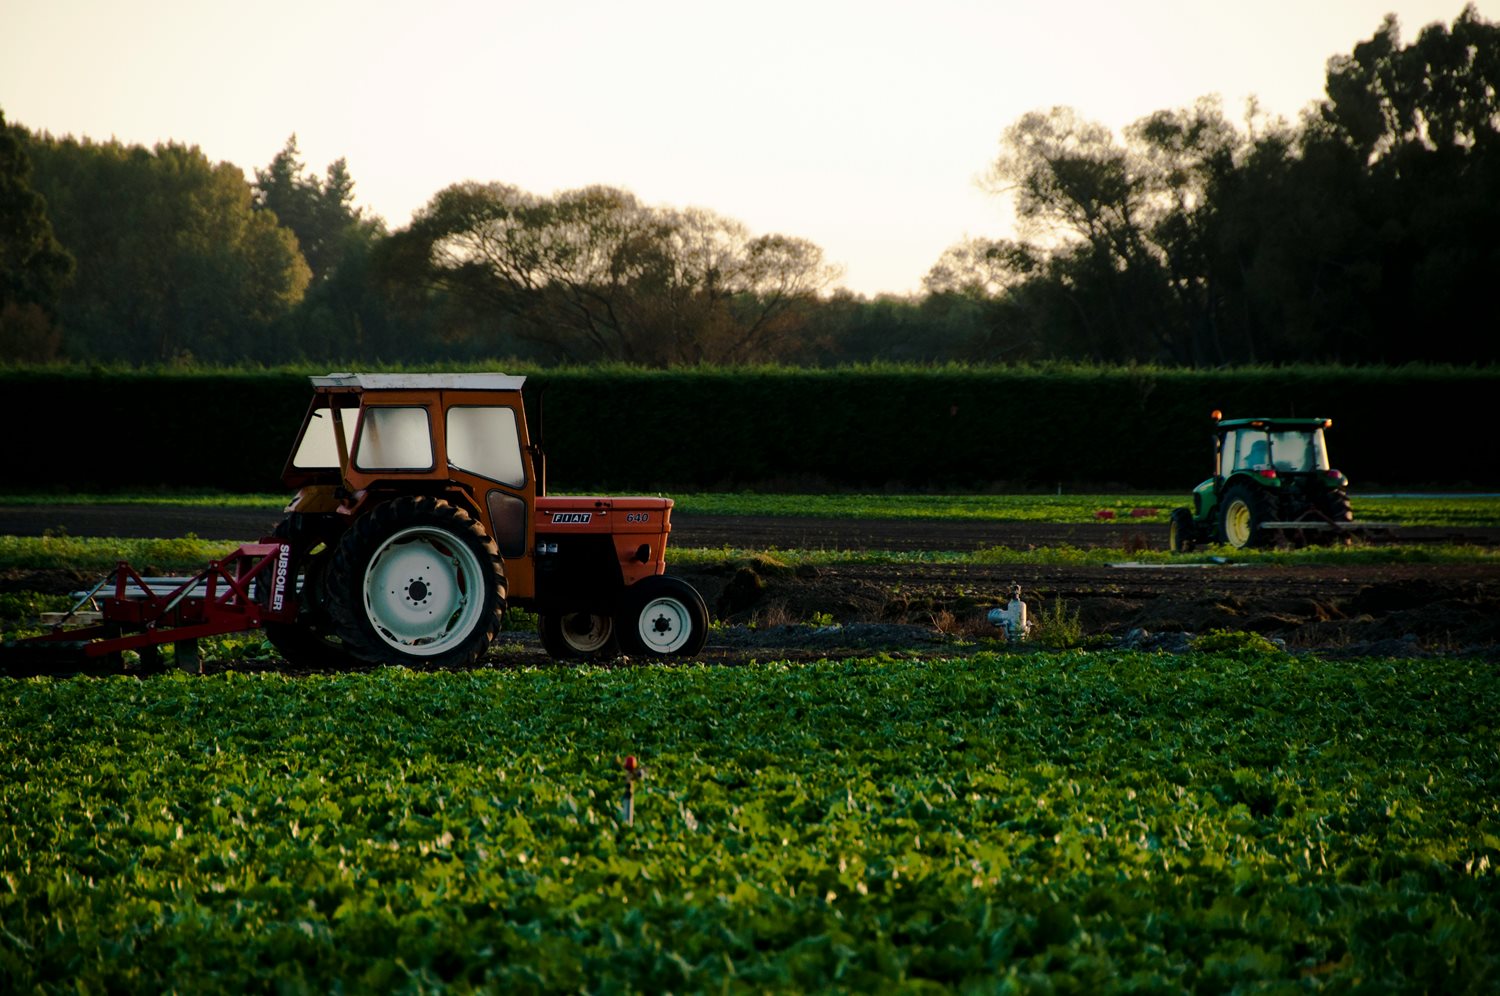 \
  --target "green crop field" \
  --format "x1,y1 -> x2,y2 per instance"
2,653 -> 1497,991
3,491 -> 1498,526
2,535 -> 1496,583
668,492 -> 1500,527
